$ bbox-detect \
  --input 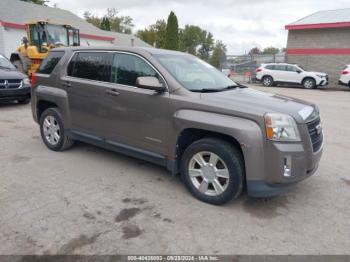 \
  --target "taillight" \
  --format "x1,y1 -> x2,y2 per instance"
256,68 -> 262,72
31,73 -> 37,86
342,70 -> 349,75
